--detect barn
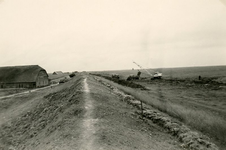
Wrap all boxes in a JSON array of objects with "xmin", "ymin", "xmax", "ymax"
[
  {"xmin": 53, "ymin": 71, "xmax": 63, "ymax": 75},
  {"xmin": 0, "ymin": 65, "xmax": 49, "ymax": 88}
]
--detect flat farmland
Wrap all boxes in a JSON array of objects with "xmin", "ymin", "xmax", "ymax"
[
  {"xmin": 136, "ymin": 79, "xmax": 226, "ymax": 118},
  {"xmin": 93, "ymin": 65, "xmax": 226, "ymax": 149},
  {"xmin": 94, "ymin": 65, "xmax": 226, "ymax": 81}
]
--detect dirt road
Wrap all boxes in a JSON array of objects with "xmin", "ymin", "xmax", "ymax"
[
  {"xmin": 0, "ymin": 83, "xmax": 59, "ymax": 100},
  {"xmin": 0, "ymin": 74, "xmax": 183, "ymax": 150},
  {"xmin": 79, "ymin": 77, "xmax": 100, "ymax": 150}
]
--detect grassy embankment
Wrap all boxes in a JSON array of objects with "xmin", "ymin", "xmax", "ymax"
[
  {"xmin": 0, "ymin": 75, "xmax": 84, "ymax": 149},
  {"xmin": 97, "ymin": 75, "xmax": 226, "ymax": 148}
]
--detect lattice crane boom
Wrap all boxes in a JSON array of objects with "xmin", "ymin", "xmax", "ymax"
[{"xmin": 133, "ymin": 61, "xmax": 153, "ymax": 76}]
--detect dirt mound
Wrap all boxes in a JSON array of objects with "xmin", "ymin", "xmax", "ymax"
[{"xmin": 0, "ymin": 77, "xmax": 84, "ymax": 149}]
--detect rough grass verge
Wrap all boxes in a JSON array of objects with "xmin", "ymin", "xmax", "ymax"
[{"xmin": 93, "ymin": 75, "xmax": 226, "ymax": 149}]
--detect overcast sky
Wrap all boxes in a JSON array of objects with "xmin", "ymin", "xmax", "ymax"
[{"xmin": 0, "ymin": 0, "xmax": 226, "ymax": 72}]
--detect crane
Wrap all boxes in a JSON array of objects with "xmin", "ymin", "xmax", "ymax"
[
  {"xmin": 133, "ymin": 61, "xmax": 153, "ymax": 76},
  {"xmin": 133, "ymin": 61, "xmax": 162, "ymax": 79}
]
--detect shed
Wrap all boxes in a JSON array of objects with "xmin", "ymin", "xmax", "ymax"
[{"xmin": 0, "ymin": 65, "xmax": 49, "ymax": 88}]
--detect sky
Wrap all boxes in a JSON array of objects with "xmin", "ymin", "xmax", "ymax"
[{"xmin": 0, "ymin": 0, "xmax": 226, "ymax": 72}]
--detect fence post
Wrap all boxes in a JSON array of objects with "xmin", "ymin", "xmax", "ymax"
[{"xmin": 141, "ymin": 100, "xmax": 143, "ymax": 120}]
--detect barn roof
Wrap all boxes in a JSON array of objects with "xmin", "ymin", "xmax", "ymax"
[
  {"xmin": 53, "ymin": 71, "xmax": 63, "ymax": 75},
  {"xmin": 0, "ymin": 65, "xmax": 47, "ymax": 83}
]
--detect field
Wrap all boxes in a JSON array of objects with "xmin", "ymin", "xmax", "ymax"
[
  {"xmin": 93, "ymin": 65, "xmax": 226, "ymax": 80},
  {"xmin": 92, "ymin": 65, "xmax": 226, "ymax": 149}
]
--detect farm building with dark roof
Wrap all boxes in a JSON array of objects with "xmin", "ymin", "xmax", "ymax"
[
  {"xmin": 53, "ymin": 71, "xmax": 63, "ymax": 75},
  {"xmin": 0, "ymin": 65, "xmax": 49, "ymax": 88}
]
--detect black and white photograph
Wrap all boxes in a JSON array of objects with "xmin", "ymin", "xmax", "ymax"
[{"xmin": 0, "ymin": 0, "xmax": 226, "ymax": 149}]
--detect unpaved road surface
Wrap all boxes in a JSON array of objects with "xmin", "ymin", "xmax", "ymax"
[
  {"xmin": 79, "ymin": 77, "xmax": 100, "ymax": 150},
  {"xmin": 0, "ymin": 83, "xmax": 59, "ymax": 100},
  {"xmin": 0, "ymin": 74, "xmax": 183, "ymax": 150}
]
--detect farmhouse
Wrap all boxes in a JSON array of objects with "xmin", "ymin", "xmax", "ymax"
[
  {"xmin": 48, "ymin": 72, "xmax": 70, "ymax": 84},
  {"xmin": 53, "ymin": 71, "xmax": 63, "ymax": 75},
  {"xmin": 0, "ymin": 65, "xmax": 49, "ymax": 88}
]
